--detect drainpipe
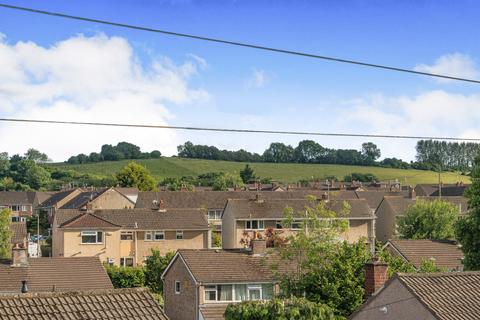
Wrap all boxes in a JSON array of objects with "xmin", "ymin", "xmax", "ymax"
[{"xmin": 134, "ymin": 230, "xmax": 138, "ymax": 266}]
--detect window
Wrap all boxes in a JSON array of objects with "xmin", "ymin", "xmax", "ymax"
[
  {"xmin": 81, "ymin": 231, "xmax": 103, "ymax": 244},
  {"xmin": 145, "ymin": 231, "xmax": 165, "ymax": 241},
  {"xmin": 245, "ymin": 220, "xmax": 265, "ymax": 230},
  {"xmin": 120, "ymin": 257, "xmax": 134, "ymax": 267},
  {"xmin": 11, "ymin": 205, "xmax": 19, "ymax": 212},
  {"xmin": 290, "ymin": 220, "xmax": 302, "ymax": 230},
  {"xmin": 175, "ymin": 281, "xmax": 181, "ymax": 294},
  {"xmin": 208, "ymin": 209, "xmax": 223, "ymax": 220},
  {"xmin": 120, "ymin": 231, "xmax": 133, "ymax": 240},
  {"xmin": 248, "ymin": 285, "xmax": 262, "ymax": 301},
  {"xmin": 275, "ymin": 220, "xmax": 283, "ymax": 229},
  {"xmin": 204, "ymin": 285, "xmax": 217, "ymax": 301},
  {"xmin": 176, "ymin": 230, "xmax": 184, "ymax": 240}
]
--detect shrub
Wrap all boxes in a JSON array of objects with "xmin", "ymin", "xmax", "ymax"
[{"xmin": 105, "ymin": 265, "xmax": 145, "ymax": 288}]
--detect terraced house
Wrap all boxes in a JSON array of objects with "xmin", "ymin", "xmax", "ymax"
[
  {"xmin": 52, "ymin": 207, "xmax": 209, "ymax": 266},
  {"xmin": 0, "ymin": 191, "xmax": 37, "ymax": 222},
  {"xmin": 221, "ymin": 196, "xmax": 376, "ymax": 252}
]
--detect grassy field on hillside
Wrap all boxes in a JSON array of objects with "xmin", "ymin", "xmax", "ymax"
[{"xmin": 49, "ymin": 157, "xmax": 470, "ymax": 185}]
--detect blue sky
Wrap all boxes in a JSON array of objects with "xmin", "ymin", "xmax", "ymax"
[{"xmin": 0, "ymin": 0, "xmax": 479, "ymax": 161}]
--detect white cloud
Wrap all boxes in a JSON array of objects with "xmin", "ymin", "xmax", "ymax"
[
  {"xmin": 0, "ymin": 34, "xmax": 208, "ymax": 161},
  {"xmin": 245, "ymin": 68, "xmax": 269, "ymax": 88},
  {"xmin": 414, "ymin": 53, "xmax": 478, "ymax": 83},
  {"xmin": 339, "ymin": 90, "xmax": 480, "ymax": 160}
]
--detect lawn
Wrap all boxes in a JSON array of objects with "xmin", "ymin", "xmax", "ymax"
[{"xmin": 49, "ymin": 157, "xmax": 470, "ymax": 185}]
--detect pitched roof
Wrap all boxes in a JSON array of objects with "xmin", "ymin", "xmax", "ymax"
[
  {"xmin": 176, "ymin": 249, "xmax": 295, "ymax": 284},
  {"xmin": 0, "ymin": 257, "xmax": 113, "ymax": 293},
  {"xmin": 58, "ymin": 208, "xmax": 209, "ymax": 230},
  {"xmin": 9, "ymin": 222, "xmax": 27, "ymax": 244},
  {"xmin": 135, "ymin": 190, "xmax": 359, "ymax": 209},
  {"xmin": 34, "ymin": 191, "xmax": 56, "ymax": 206},
  {"xmin": 40, "ymin": 189, "xmax": 78, "ymax": 208},
  {"xmin": 0, "ymin": 192, "xmax": 35, "ymax": 205},
  {"xmin": 200, "ymin": 304, "xmax": 229, "ymax": 320},
  {"xmin": 59, "ymin": 189, "xmax": 108, "ymax": 209},
  {"xmin": 355, "ymin": 190, "xmax": 408, "ymax": 210},
  {"xmin": 386, "ymin": 239, "xmax": 464, "ymax": 270},
  {"xmin": 0, "ymin": 288, "xmax": 168, "ymax": 320},
  {"xmin": 415, "ymin": 184, "xmax": 469, "ymax": 197},
  {"xmin": 225, "ymin": 198, "xmax": 373, "ymax": 220},
  {"xmin": 397, "ymin": 272, "xmax": 480, "ymax": 320},
  {"xmin": 380, "ymin": 196, "xmax": 468, "ymax": 217}
]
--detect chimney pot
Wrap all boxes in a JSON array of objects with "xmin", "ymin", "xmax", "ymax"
[
  {"xmin": 21, "ymin": 280, "xmax": 28, "ymax": 293},
  {"xmin": 158, "ymin": 200, "xmax": 166, "ymax": 212},
  {"xmin": 251, "ymin": 239, "xmax": 267, "ymax": 256},
  {"xmin": 364, "ymin": 257, "xmax": 388, "ymax": 298}
]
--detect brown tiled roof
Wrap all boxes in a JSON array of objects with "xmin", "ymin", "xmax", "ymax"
[
  {"xmin": 381, "ymin": 196, "xmax": 468, "ymax": 218},
  {"xmin": 135, "ymin": 190, "xmax": 359, "ymax": 209},
  {"xmin": 200, "ymin": 304, "xmax": 229, "ymax": 320},
  {"xmin": 9, "ymin": 222, "xmax": 27, "ymax": 244},
  {"xmin": 355, "ymin": 190, "xmax": 408, "ymax": 210},
  {"xmin": 0, "ymin": 288, "xmax": 168, "ymax": 320},
  {"xmin": 177, "ymin": 249, "xmax": 295, "ymax": 284},
  {"xmin": 0, "ymin": 257, "xmax": 113, "ymax": 293},
  {"xmin": 0, "ymin": 191, "xmax": 35, "ymax": 205},
  {"xmin": 59, "ymin": 189, "xmax": 108, "ymax": 209},
  {"xmin": 387, "ymin": 240, "xmax": 464, "ymax": 271},
  {"xmin": 58, "ymin": 208, "xmax": 209, "ymax": 230},
  {"xmin": 40, "ymin": 189, "xmax": 78, "ymax": 207},
  {"xmin": 225, "ymin": 198, "xmax": 373, "ymax": 220},
  {"xmin": 34, "ymin": 191, "xmax": 56, "ymax": 205},
  {"xmin": 398, "ymin": 272, "xmax": 480, "ymax": 320},
  {"xmin": 415, "ymin": 184, "xmax": 470, "ymax": 197}
]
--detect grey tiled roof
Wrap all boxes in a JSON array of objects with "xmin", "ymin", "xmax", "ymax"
[
  {"xmin": 386, "ymin": 239, "xmax": 464, "ymax": 270},
  {"xmin": 40, "ymin": 189, "xmax": 78, "ymax": 208},
  {"xmin": 398, "ymin": 272, "xmax": 480, "ymax": 320},
  {"xmin": 0, "ymin": 257, "xmax": 113, "ymax": 293},
  {"xmin": 57, "ymin": 208, "xmax": 209, "ymax": 230},
  {"xmin": 59, "ymin": 189, "xmax": 108, "ymax": 209},
  {"xmin": 0, "ymin": 288, "xmax": 168, "ymax": 320},
  {"xmin": 415, "ymin": 184, "xmax": 469, "ymax": 197}
]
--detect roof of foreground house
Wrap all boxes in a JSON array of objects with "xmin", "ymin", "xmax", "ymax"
[
  {"xmin": 56, "ymin": 208, "xmax": 209, "ymax": 230},
  {"xmin": 170, "ymin": 248, "xmax": 296, "ymax": 284},
  {"xmin": 225, "ymin": 198, "xmax": 373, "ymax": 219},
  {"xmin": 386, "ymin": 239, "xmax": 464, "ymax": 270},
  {"xmin": 0, "ymin": 288, "xmax": 168, "ymax": 320},
  {"xmin": 397, "ymin": 272, "xmax": 480, "ymax": 320},
  {"xmin": 0, "ymin": 257, "xmax": 113, "ymax": 293}
]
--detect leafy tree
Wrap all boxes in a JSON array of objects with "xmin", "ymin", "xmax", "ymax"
[
  {"xmin": 224, "ymin": 297, "xmax": 338, "ymax": 320},
  {"xmin": 294, "ymin": 140, "xmax": 325, "ymax": 163},
  {"xmin": 275, "ymin": 198, "xmax": 369, "ymax": 317},
  {"xmin": 456, "ymin": 153, "xmax": 480, "ymax": 270},
  {"xmin": 343, "ymin": 172, "xmax": 378, "ymax": 183},
  {"xmin": 0, "ymin": 152, "xmax": 9, "ymax": 178},
  {"xmin": 14, "ymin": 160, "xmax": 51, "ymax": 190},
  {"xmin": 116, "ymin": 162, "xmax": 156, "ymax": 191},
  {"xmin": 26, "ymin": 209, "xmax": 50, "ymax": 236},
  {"xmin": 240, "ymin": 164, "xmax": 256, "ymax": 183},
  {"xmin": 361, "ymin": 142, "xmax": 381, "ymax": 164},
  {"xmin": 101, "ymin": 144, "xmax": 124, "ymax": 161},
  {"xmin": 144, "ymin": 249, "xmax": 175, "ymax": 294},
  {"xmin": 116, "ymin": 142, "xmax": 141, "ymax": 159},
  {"xmin": 0, "ymin": 208, "xmax": 12, "ymax": 259},
  {"xmin": 104, "ymin": 265, "xmax": 145, "ymax": 288},
  {"xmin": 197, "ymin": 172, "xmax": 224, "ymax": 186},
  {"xmin": 398, "ymin": 199, "xmax": 458, "ymax": 240},
  {"xmin": 263, "ymin": 143, "xmax": 295, "ymax": 163},
  {"xmin": 88, "ymin": 152, "xmax": 102, "ymax": 162},
  {"xmin": 150, "ymin": 150, "xmax": 162, "ymax": 158},
  {"xmin": 24, "ymin": 148, "xmax": 50, "ymax": 164},
  {"xmin": 212, "ymin": 173, "xmax": 244, "ymax": 191}
]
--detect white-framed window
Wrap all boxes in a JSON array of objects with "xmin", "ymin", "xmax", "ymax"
[
  {"xmin": 145, "ymin": 231, "xmax": 165, "ymax": 241},
  {"xmin": 176, "ymin": 230, "xmax": 184, "ymax": 240},
  {"xmin": 275, "ymin": 220, "xmax": 283, "ymax": 229},
  {"xmin": 203, "ymin": 283, "xmax": 273, "ymax": 303},
  {"xmin": 175, "ymin": 281, "xmax": 181, "ymax": 294},
  {"xmin": 245, "ymin": 220, "xmax": 265, "ymax": 230},
  {"xmin": 81, "ymin": 231, "xmax": 103, "ymax": 244},
  {"xmin": 120, "ymin": 257, "xmax": 134, "ymax": 267},
  {"xmin": 208, "ymin": 209, "xmax": 223, "ymax": 220},
  {"xmin": 120, "ymin": 231, "xmax": 133, "ymax": 240}
]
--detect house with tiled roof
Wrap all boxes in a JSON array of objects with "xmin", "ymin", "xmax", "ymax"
[
  {"xmin": 0, "ymin": 246, "xmax": 113, "ymax": 293},
  {"xmin": 415, "ymin": 183, "xmax": 469, "ymax": 197},
  {"xmin": 9, "ymin": 221, "xmax": 27, "ymax": 248},
  {"xmin": 0, "ymin": 191, "xmax": 37, "ymax": 222},
  {"xmin": 350, "ymin": 271, "xmax": 480, "ymax": 320},
  {"xmin": 162, "ymin": 239, "xmax": 293, "ymax": 320},
  {"xmin": 374, "ymin": 187, "xmax": 468, "ymax": 243},
  {"xmin": 384, "ymin": 239, "xmax": 464, "ymax": 271},
  {"xmin": 52, "ymin": 207, "xmax": 210, "ymax": 266},
  {"xmin": 0, "ymin": 288, "xmax": 168, "ymax": 320},
  {"xmin": 221, "ymin": 196, "xmax": 376, "ymax": 252}
]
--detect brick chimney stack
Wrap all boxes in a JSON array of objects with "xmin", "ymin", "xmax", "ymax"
[
  {"xmin": 251, "ymin": 239, "xmax": 267, "ymax": 256},
  {"xmin": 364, "ymin": 256, "xmax": 388, "ymax": 298},
  {"xmin": 408, "ymin": 186, "xmax": 416, "ymax": 200},
  {"xmin": 11, "ymin": 244, "xmax": 28, "ymax": 267}
]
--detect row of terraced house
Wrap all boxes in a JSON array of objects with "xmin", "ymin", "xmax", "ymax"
[{"xmin": 0, "ymin": 182, "xmax": 471, "ymax": 319}]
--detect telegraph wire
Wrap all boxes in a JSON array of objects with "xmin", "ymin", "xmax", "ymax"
[
  {"xmin": 1, "ymin": 118, "xmax": 479, "ymax": 142},
  {"xmin": 0, "ymin": 3, "xmax": 480, "ymax": 84}
]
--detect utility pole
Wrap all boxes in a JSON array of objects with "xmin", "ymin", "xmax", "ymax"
[
  {"xmin": 438, "ymin": 165, "xmax": 442, "ymax": 199},
  {"xmin": 37, "ymin": 210, "xmax": 40, "ymax": 257}
]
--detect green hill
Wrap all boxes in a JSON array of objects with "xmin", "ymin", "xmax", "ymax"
[{"xmin": 49, "ymin": 157, "xmax": 470, "ymax": 185}]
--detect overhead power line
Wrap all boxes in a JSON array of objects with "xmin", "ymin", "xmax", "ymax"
[
  {"xmin": 0, "ymin": 118, "xmax": 479, "ymax": 142},
  {"xmin": 0, "ymin": 3, "xmax": 479, "ymax": 84}
]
